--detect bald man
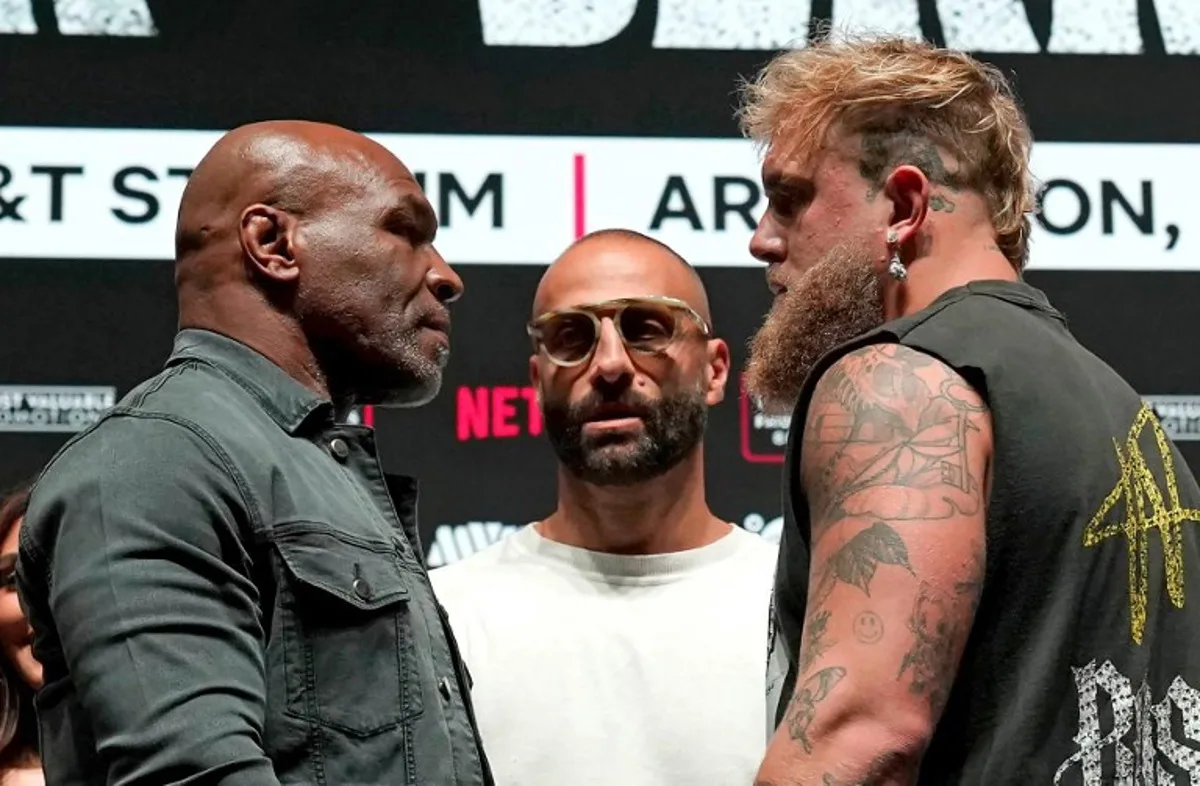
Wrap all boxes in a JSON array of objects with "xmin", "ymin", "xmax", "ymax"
[
  {"xmin": 17, "ymin": 121, "xmax": 493, "ymax": 786},
  {"xmin": 430, "ymin": 229, "xmax": 784, "ymax": 786}
]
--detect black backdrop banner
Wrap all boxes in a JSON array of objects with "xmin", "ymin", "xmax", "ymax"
[
  {"xmin": 2, "ymin": 1, "xmax": 1200, "ymax": 563},
  {"xmin": 1, "ymin": 1, "xmax": 1199, "ymax": 141}
]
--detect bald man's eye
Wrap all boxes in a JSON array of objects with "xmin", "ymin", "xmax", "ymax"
[
  {"xmin": 620, "ymin": 306, "xmax": 675, "ymax": 344},
  {"xmin": 383, "ymin": 213, "xmax": 431, "ymax": 247},
  {"xmin": 386, "ymin": 220, "xmax": 421, "ymax": 244}
]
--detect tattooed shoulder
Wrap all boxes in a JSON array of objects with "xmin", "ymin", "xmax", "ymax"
[{"xmin": 800, "ymin": 343, "xmax": 991, "ymax": 539}]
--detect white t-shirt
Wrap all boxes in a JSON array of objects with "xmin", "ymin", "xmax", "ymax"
[{"xmin": 430, "ymin": 523, "xmax": 784, "ymax": 786}]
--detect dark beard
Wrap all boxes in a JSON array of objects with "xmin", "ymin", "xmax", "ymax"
[
  {"xmin": 744, "ymin": 244, "xmax": 885, "ymax": 415},
  {"xmin": 542, "ymin": 386, "xmax": 708, "ymax": 486}
]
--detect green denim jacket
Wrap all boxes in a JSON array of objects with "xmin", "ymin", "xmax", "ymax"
[{"xmin": 18, "ymin": 329, "xmax": 492, "ymax": 786}]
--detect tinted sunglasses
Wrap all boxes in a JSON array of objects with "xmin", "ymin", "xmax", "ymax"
[{"xmin": 527, "ymin": 296, "xmax": 711, "ymax": 368}]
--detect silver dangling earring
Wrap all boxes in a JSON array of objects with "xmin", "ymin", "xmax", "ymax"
[{"xmin": 885, "ymin": 230, "xmax": 907, "ymax": 281}]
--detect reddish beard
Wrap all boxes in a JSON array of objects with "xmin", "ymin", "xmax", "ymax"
[{"xmin": 745, "ymin": 243, "xmax": 886, "ymax": 415}]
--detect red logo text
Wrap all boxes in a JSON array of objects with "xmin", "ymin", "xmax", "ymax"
[{"xmin": 456, "ymin": 386, "xmax": 543, "ymax": 440}]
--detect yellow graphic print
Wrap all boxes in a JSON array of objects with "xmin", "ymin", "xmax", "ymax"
[{"xmin": 1084, "ymin": 403, "xmax": 1200, "ymax": 645}]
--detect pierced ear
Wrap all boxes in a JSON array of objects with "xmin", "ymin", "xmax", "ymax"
[
  {"xmin": 240, "ymin": 204, "xmax": 299, "ymax": 283},
  {"xmin": 882, "ymin": 165, "xmax": 931, "ymax": 252}
]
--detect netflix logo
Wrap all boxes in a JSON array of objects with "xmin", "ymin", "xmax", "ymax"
[{"xmin": 456, "ymin": 385, "xmax": 543, "ymax": 441}]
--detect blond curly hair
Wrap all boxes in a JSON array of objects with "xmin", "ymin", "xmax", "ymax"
[{"xmin": 737, "ymin": 33, "xmax": 1034, "ymax": 270}]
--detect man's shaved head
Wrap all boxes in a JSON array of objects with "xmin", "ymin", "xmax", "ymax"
[
  {"xmin": 533, "ymin": 228, "xmax": 712, "ymax": 327},
  {"xmin": 176, "ymin": 120, "xmax": 403, "ymax": 264},
  {"xmin": 529, "ymin": 228, "xmax": 729, "ymax": 487},
  {"xmin": 174, "ymin": 120, "xmax": 463, "ymax": 409}
]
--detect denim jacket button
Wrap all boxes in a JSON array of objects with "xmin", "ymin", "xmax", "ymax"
[
  {"xmin": 328, "ymin": 438, "xmax": 350, "ymax": 461},
  {"xmin": 352, "ymin": 577, "xmax": 373, "ymax": 600}
]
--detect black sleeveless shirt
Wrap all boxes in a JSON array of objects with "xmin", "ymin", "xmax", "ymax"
[{"xmin": 775, "ymin": 280, "xmax": 1200, "ymax": 783}]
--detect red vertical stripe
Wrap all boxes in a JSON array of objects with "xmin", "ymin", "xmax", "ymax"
[
  {"xmin": 363, "ymin": 405, "xmax": 375, "ymax": 428},
  {"xmin": 573, "ymin": 153, "xmax": 586, "ymax": 239}
]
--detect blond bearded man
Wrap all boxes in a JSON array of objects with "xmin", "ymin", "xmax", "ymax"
[{"xmin": 739, "ymin": 34, "xmax": 1200, "ymax": 785}]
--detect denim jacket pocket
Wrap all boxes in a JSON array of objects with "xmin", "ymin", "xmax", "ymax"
[{"xmin": 273, "ymin": 522, "xmax": 425, "ymax": 738}]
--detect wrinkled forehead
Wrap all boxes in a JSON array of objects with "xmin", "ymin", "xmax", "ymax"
[{"xmin": 534, "ymin": 244, "xmax": 706, "ymax": 318}]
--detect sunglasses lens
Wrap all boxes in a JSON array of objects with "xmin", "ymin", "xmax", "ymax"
[
  {"xmin": 541, "ymin": 313, "xmax": 597, "ymax": 364},
  {"xmin": 619, "ymin": 303, "xmax": 678, "ymax": 352}
]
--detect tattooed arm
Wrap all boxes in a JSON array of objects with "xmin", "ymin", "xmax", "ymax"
[{"xmin": 755, "ymin": 344, "xmax": 991, "ymax": 785}]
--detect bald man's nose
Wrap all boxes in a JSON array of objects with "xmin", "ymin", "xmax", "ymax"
[
  {"xmin": 590, "ymin": 319, "xmax": 634, "ymax": 382},
  {"xmin": 426, "ymin": 251, "xmax": 463, "ymax": 304}
]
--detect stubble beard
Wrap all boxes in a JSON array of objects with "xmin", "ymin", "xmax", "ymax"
[
  {"xmin": 345, "ymin": 324, "xmax": 448, "ymax": 409},
  {"xmin": 385, "ymin": 326, "xmax": 448, "ymax": 407}
]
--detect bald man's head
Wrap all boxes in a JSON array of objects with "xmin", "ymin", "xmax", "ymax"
[
  {"xmin": 175, "ymin": 120, "xmax": 399, "ymax": 261},
  {"xmin": 174, "ymin": 120, "xmax": 464, "ymax": 409},
  {"xmin": 532, "ymin": 228, "xmax": 712, "ymax": 327},
  {"xmin": 528, "ymin": 228, "xmax": 730, "ymax": 487}
]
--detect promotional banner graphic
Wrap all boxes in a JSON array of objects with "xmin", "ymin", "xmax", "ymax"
[{"xmin": 0, "ymin": 128, "xmax": 1192, "ymax": 271}]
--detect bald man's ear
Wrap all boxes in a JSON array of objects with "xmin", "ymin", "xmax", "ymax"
[
  {"xmin": 240, "ymin": 204, "xmax": 299, "ymax": 283},
  {"xmin": 528, "ymin": 354, "xmax": 542, "ymax": 405},
  {"xmin": 704, "ymin": 338, "xmax": 730, "ymax": 407}
]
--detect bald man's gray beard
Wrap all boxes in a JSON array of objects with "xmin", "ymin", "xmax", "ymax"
[
  {"xmin": 744, "ymin": 244, "xmax": 886, "ymax": 415},
  {"xmin": 335, "ymin": 327, "xmax": 449, "ymax": 408},
  {"xmin": 543, "ymin": 386, "xmax": 708, "ymax": 486},
  {"xmin": 398, "ymin": 332, "xmax": 450, "ymax": 404},
  {"xmin": 381, "ymin": 328, "xmax": 449, "ymax": 407}
]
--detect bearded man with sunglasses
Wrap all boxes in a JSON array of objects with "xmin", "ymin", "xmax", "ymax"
[{"xmin": 430, "ymin": 229, "xmax": 783, "ymax": 786}]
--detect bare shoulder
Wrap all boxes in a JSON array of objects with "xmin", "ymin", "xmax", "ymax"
[{"xmin": 801, "ymin": 342, "xmax": 992, "ymax": 534}]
